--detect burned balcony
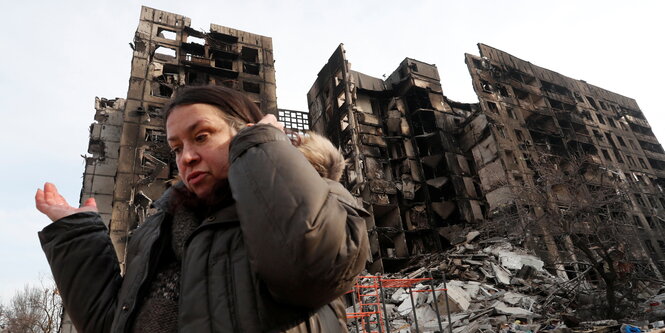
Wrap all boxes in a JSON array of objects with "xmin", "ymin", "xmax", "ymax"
[
  {"xmin": 639, "ymin": 140, "xmax": 665, "ymax": 155},
  {"xmin": 540, "ymin": 80, "xmax": 573, "ymax": 99},
  {"xmin": 547, "ymin": 97, "xmax": 576, "ymax": 112},
  {"xmin": 567, "ymin": 140, "xmax": 599, "ymax": 160},
  {"xmin": 529, "ymin": 130, "xmax": 566, "ymax": 156}
]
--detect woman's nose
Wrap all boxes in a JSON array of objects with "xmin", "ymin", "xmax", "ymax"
[{"xmin": 181, "ymin": 146, "xmax": 199, "ymax": 165}]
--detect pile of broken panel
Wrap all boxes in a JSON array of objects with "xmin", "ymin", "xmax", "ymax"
[{"xmin": 347, "ymin": 230, "xmax": 653, "ymax": 333}]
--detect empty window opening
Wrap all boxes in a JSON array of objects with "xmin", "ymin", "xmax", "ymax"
[
  {"xmin": 648, "ymin": 158, "xmax": 665, "ymax": 171},
  {"xmin": 605, "ymin": 133, "xmax": 616, "ymax": 148},
  {"xmin": 513, "ymin": 88, "xmax": 529, "ymax": 101},
  {"xmin": 481, "ymin": 80, "xmax": 493, "ymax": 93},
  {"xmin": 633, "ymin": 216, "xmax": 643, "ymax": 228},
  {"xmin": 617, "ymin": 136, "xmax": 626, "ymax": 146},
  {"xmin": 145, "ymin": 129, "xmax": 166, "ymax": 143},
  {"xmin": 157, "ymin": 28, "xmax": 176, "ymax": 40},
  {"xmin": 243, "ymin": 63, "xmax": 260, "ymax": 75},
  {"xmin": 487, "ymin": 101, "xmax": 499, "ymax": 113},
  {"xmin": 242, "ymin": 81, "xmax": 260, "ymax": 94},
  {"xmin": 497, "ymin": 84, "xmax": 510, "ymax": 97},
  {"xmin": 601, "ymin": 149, "xmax": 611, "ymax": 160},
  {"xmin": 614, "ymin": 150, "xmax": 624, "ymax": 163},
  {"xmin": 608, "ymin": 118, "xmax": 616, "ymax": 128},
  {"xmin": 186, "ymin": 35, "xmax": 206, "ymax": 45},
  {"xmin": 515, "ymin": 129, "xmax": 525, "ymax": 142},
  {"xmin": 586, "ymin": 96, "xmax": 598, "ymax": 109},
  {"xmin": 639, "ymin": 158, "xmax": 648, "ymax": 169},
  {"xmin": 596, "ymin": 113, "xmax": 606, "ymax": 125},
  {"xmin": 599, "ymin": 101, "xmax": 608, "ymax": 110},
  {"xmin": 154, "ymin": 46, "xmax": 176, "ymax": 61},
  {"xmin": 507, "ymin": 108, "xmax": 517, "ymax": 119},
  {"xmin": 147, "ymin": 105, "xmax": 163, "ymax": 118},
  {"xmin": 214, "ymin": 58, "xmax": 233, "ymax": 70},
  {"xmin": 151, "ymin": 82, "xmax": 173, "ymax": 98},
  {"xmin": 241, "ymin": 47, "xmax": 259, "ymax": 63},
  {"xmin": 627, "ymin": 156, "xmax": 636, "ymax": 167},
  {"xmin": 496, "ymin": 125, "xmax": 506, "ymax": 138}
]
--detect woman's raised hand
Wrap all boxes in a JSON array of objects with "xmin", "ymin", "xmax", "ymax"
[
  {"xmin": 247, "ymin": 114, "xmax": 285, "ymax": 133},
  {"xmin": 35, "ymin": 182, "xmax": 98, "ymax": 222}
]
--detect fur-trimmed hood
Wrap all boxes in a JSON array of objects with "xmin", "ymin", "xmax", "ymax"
[{"xmin": 294, "ymin": 132, "xmax": 345, "ymax": 182}]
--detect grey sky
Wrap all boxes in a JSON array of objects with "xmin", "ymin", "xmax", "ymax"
[{"xmin": 1, "ymin": 0, "xmax": 663, "ymax": 301}]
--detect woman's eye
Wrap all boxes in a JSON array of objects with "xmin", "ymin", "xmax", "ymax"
[{"xmin": 195, "ymin": 133, "xmax": 208, "ymax": 142}]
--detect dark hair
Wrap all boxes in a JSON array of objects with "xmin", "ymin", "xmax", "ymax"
[{"xmin": 164, "ymin": 85, "xmax": 264, "ymax": 130}]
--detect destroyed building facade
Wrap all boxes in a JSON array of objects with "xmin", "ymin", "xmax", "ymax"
[
  {"xmin": 308, "ymin": 45, "xmax": 483, "ymax": 272},
  {"xmin": 307, "ymin": 44, "xmax": 665, "ymax": 277},
  {"xmin": 79, "ymin": 7, "xmax": 665, "ymax": 309}
]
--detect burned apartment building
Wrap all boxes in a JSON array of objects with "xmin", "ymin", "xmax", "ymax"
[
  {"xmin": 307, "ymin": 44, "xmax": 484, "ymax": 273},
  {"xmin": 81, "ymin": 6, "xmax": 276, "ymax": 269},
  {"xmin": 462, "ymin": 44, "xmax": 665, "ymax": 277},
  {"xmin": 307, "ymin": 44, "xmax": 665, "ymax": 276}
]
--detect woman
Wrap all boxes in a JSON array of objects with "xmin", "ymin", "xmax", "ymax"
[{"xmin": 35, "ymin": 85, "xmax": 369, "ymax": 332}]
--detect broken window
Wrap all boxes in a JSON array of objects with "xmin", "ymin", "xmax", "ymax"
[
  {"xmin": 186, "ymin": 35, "xmax": 206, "ymax": 45},
  {"xmin": 514, "ymin": 129, "xmax": 525, "ymax": 142},
  {"xmin": 481, "ymin": 80, "xmax": 493, "ymax": 93},
  {"xmin": 496, "ymin": 125, "xmax": 506, "ymax": 138},
  {"xmin": 513, "ymin": 87, "xmax": 529, "ymax": 101},
  {"xmin": 614, "ymin": 150, "xmax": 624, "ymax": 163},
  {"xmin": 506, "ymin": 108, "xmax": 517, "ymax": 119},
  {"xmin": 214, "ymin": 58, "xmax": 233, "ymax": 70},
  {"xmin": 601, "ymin": 149, "xmax": 611, "ymax": 160},
  {"xmin": 242, "ymin": 81, "xmax": 260, "ymax": 94},
  {"xmin": 145, "ymin": 129, "xmax": 166, "ymax": 143},
  {"xmin": 154, "ymin": 46, "xmax": 177, "ymax": 61},
  {"xmin": 147, "ymin": 105, "xmax": 163, "ymax": 118},
  {"xmin": 157, "ymin": 28, "xmax": 176, "ymax": 40},
  {"xmin": 487, "ymin": 101, "xmax": 499, "ymax": 113},
  {"xmin": 607, "ymin": 118, "xmax": 616, "ymax": 128},
  {"xmin": 497, "ymin": 84, "xmax": 510, "ymax": 97},
  {"xmin": 634, "ymin": 215, "xmax": 643, "ymax": 228},
  {"xmin": 243, "ymin": 63, "xmax": 260, "ymax": 75},
  {"xmin": 586, "ymin": 96, "xmax": 598, "ymax": 109},
  {"xmin": 241, "ymin": 47, "xmax": 259, "ymax": 63},
  {"xmin": 639, "ymin": 158, "xmax": 648, "ymax": 169},
  {"xmin": 616, "ymin": 136, "xmax": 626, "ymax": 146},
  {"xmin": 151, "ymin": 82, "xmax": 173, "ymax": 98},
  {"xmin": 599, "ymin": 101, "xmax": 607, "ymax": 110},
  {"xmin": 596, "ymin": 113, "xmax": 606, "ymax": 125},
  {"xmin": 626, "ymin": 156, "xmax": 636, "ymax": 167}
]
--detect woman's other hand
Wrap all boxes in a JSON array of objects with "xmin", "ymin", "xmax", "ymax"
[{"xmin": 35, "ymin": 182, "xmax": 98, "ymax": 222}]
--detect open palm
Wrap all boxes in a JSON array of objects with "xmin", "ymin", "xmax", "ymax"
[{"xmin": 35, "ymin": 183, "xmax": 97, "ymax": 222}]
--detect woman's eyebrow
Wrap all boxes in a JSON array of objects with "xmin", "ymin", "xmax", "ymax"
[{"xmin": 167, "ymin": 120, "xmax": 209, "ymax": 142}]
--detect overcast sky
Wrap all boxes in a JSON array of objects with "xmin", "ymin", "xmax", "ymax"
[{"xmin": 1, "ymin": 0, "xmax": 663, "ymax": 301}]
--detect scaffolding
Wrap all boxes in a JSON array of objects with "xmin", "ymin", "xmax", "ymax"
[{"xmin": 347, "ymin": 275, "xmax": 453, "ymax": 333}]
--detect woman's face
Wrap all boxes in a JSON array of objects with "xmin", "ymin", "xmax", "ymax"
[{"xmin": 166, "ymin": 103, "xmax": 238, "ymax": 198}]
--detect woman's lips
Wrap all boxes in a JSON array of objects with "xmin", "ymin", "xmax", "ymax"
[{"xmin": 187, "ymin": 172, "xmax": 207, "ymax": 185}]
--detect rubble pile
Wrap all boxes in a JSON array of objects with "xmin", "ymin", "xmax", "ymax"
[{"xmin": 348, "ymin": 231, "xmax": 658, "ymax": 333}]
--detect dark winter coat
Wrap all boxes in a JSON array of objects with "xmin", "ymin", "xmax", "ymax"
[{"xmin": 39, "ymin": 125, "xmax": 370, "ymax": 332}]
